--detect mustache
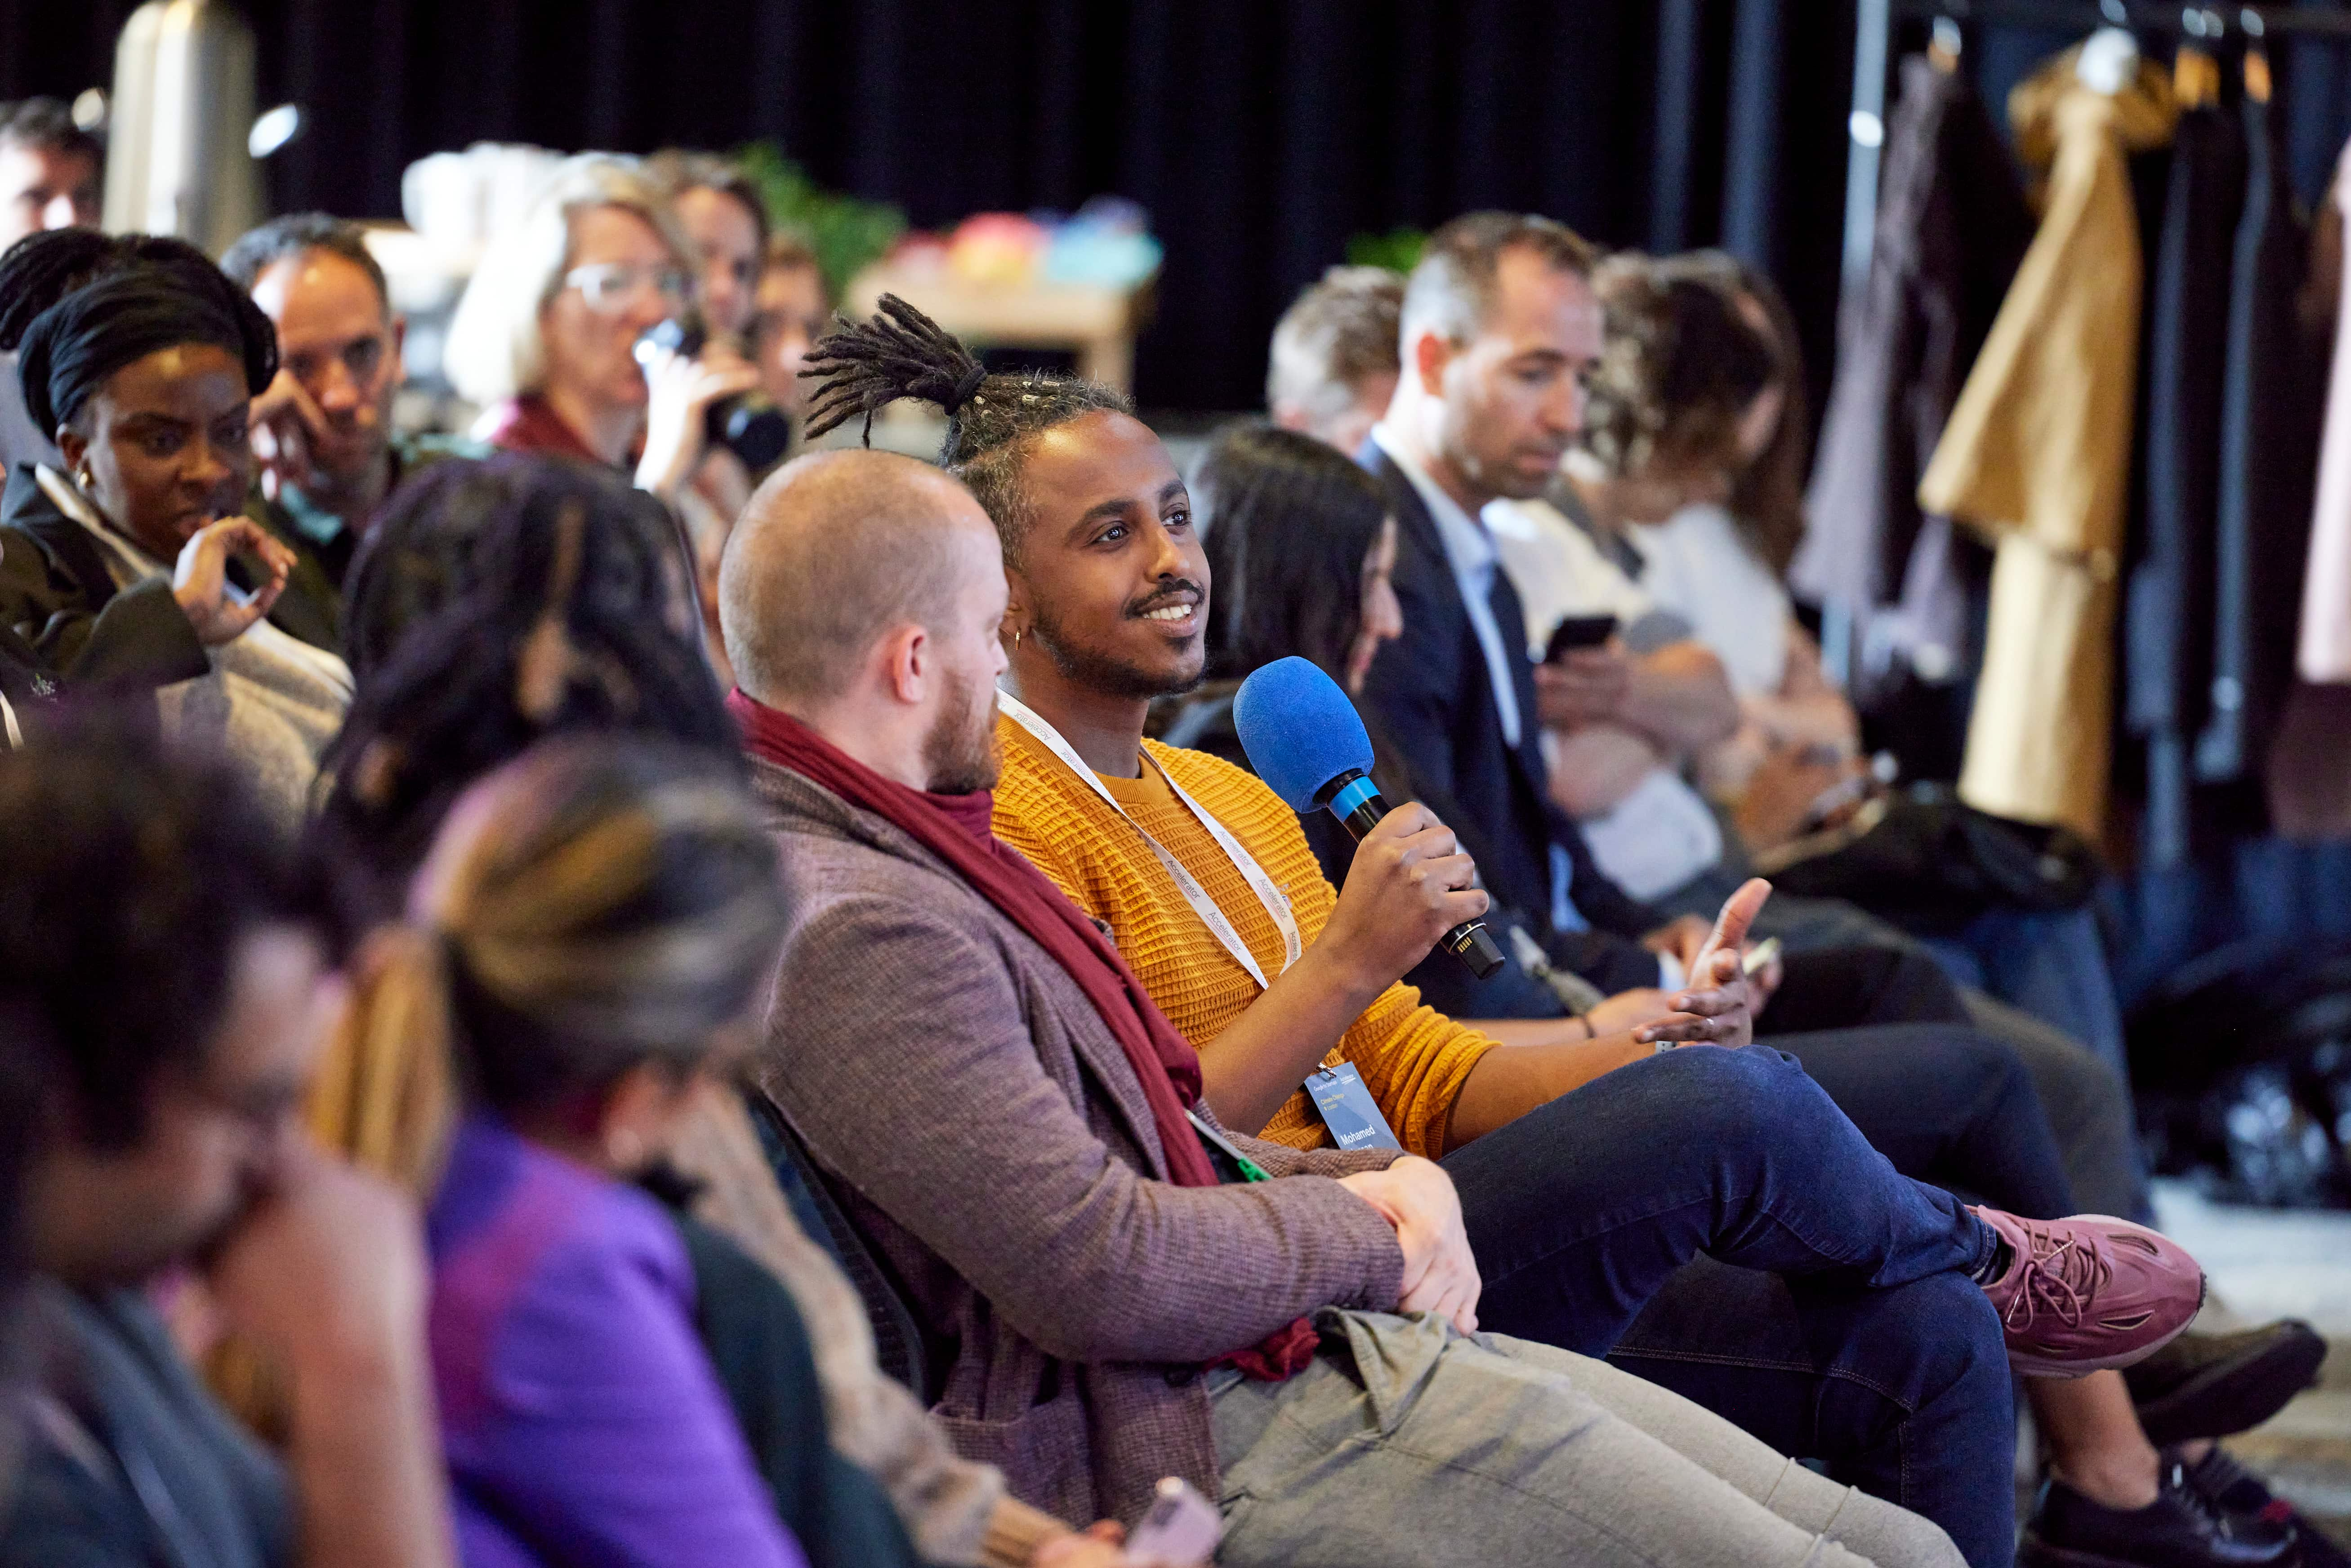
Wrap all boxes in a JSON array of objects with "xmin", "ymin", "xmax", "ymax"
[{"xmin": 1125, "ymin": 579, "xmax": 1205, "ymax": 617}]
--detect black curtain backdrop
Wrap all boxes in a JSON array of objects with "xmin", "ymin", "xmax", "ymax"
[{"xmin": 5, "ymin": 1, "xmax": 2349, "ymax": 414}]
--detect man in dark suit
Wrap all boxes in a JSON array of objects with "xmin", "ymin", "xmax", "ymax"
[{"xmin": 1354, "ymin": 212, "xmax": 1962, "ymax": 1040}]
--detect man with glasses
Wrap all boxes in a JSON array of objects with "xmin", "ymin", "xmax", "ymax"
[{"xmin": 223, "ymin": 214, "xmax": 482, "ymax": 653}]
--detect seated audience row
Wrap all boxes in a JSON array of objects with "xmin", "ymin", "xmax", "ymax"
[
  {"xmin": 764, "ymin": 284, "xmax": 2297, "ymax": 1566},
  {"xmin": 0, "ymin": 165, "xmax": 2323, "ymax": 1568}
]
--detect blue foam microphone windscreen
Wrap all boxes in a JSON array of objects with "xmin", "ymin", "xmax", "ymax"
[
  {"xmin": 1232, "ymin": 657, "xmax": 1375, "ymax": 811},
  {"xmin": 1232, "ymin": 656, "xmax": 1506, "ymax": 981}
]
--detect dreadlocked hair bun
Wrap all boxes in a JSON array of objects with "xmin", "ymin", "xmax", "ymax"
[{"xmin": 800, "ymin": 293, "xmax": 1131, "ymax": 548}]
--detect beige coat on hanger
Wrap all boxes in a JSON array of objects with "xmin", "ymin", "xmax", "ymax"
[{"xmin": 1918, "ymin": 45, "xmax": 2176, "ymax": 838}]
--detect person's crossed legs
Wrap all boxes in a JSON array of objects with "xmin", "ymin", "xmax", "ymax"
[{"xmin": 1439, "ymin": 1041, "xmax": 2151, "ymax": 1568}]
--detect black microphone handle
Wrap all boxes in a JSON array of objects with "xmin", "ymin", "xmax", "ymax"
[{"xmin": 1318, "ymin": 771, "xmax": 1504, "ymax": 980}]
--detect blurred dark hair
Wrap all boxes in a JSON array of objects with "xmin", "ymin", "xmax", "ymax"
[
  {"xmin": 332, "ymin": 736, "xmax": 786, "ymax": 1166},
  {"xmin": 0, "ymin": 229, "xmax": 216, "ymax": 353},
  {"xmin": 319, "ymin": 455, "xmax": 734, "ymax": 912},
  {"xmin": 647, "ymin": 149, "xmax": 771, "ymax": 251},
  {"xmin": 219, "ymin": 212, "xmax": 391, "ymax": 312},
  {"xmin": 0, "ymin": 708, "xmax": 295, "ymax": 1150},
  {"xmin": 1584, "ymin": 249, "xmax": 1811, "ymax": 573},
  {"xmin": 1724, "ymin": 266, "xmax": 1813, "ymax": 577},
  {"xmin": 1196, "ymin": 422, "xmax": 1391, "ymax": 684},
  {"xmin": 0, "ymin": 97, "xmax": 100, "ymax": 165},
  {"xmin": 1583, "ymin": 251, "xmax": 1774, "ymax": 487},
  {"xmin": 0, "ymin": 1005, "xmax": 39, "ymax": 1486}
]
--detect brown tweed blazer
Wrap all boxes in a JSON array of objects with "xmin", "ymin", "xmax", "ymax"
[{"xmin": 747, "ymin": 757, "xmax": 1405, "ymax": 1527}]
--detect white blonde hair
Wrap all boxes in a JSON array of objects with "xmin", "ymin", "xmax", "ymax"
[{"xmin": 444, "ymin": 152, "xmax": 693, "ymax": 404}]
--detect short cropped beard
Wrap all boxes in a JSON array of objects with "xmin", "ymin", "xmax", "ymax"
[
  {"xmin": 923, "ymin": 668, "xmax": 1003, "ymax": 795},
  {"xmin": 1028, "ymin": 600, "xmax": 1206, "ymax": 702}
]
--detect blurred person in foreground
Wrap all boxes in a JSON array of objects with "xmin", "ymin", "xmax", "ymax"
[
  {"xmin": 337, "ymin": 735, "xmax": 810, "ymax": 1568},
  {"xmin": 445, "ymin": 153, "xmax": 760, "ymax": 510},
  {"xmin": 0, "ymin": 982, "xmax": 50, "ymax": 1504},
  {"xmin": 1266, "ymin": 265, "xmax": 1403, "ymax": 458},
  {"xmin": 0, "ymin": 97, "xmax": 104, "ymax": 475},
  {"xmin": 718, "ymin": 440, "xmax": 1993, "ymax": 1566},
  {"xmin": 0, "ymin": 232, "xmax": 347, "ymax": 823},
  {"xmin": 220, "ymin": 213, "xmax": 482, "ymax": 655},
  {"xmin": 315, "ymin": 451, "xmax": 1129, "ymax": 1568},
  {"xmin": 0, "ymin": 712, "xmax": 453, "ymax": 1568},
  {"xmin": 316, "ymin": 454, "xmax": 721, "ymax": 913}
]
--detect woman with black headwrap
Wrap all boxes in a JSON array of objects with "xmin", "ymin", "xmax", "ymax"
[
  {"xmin": 0, "ymin": 233, "xmax": 297, "ymax": 743},
  {"xmin": 0, "ymin": 232, "xmax": 349, "ymax": 825}
]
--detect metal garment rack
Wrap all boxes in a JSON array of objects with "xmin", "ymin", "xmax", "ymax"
[
  {"xmin": 1843, "ymin": 1, "xmax": 2351, "ymax": 297},
  {"xmin": 1821, "ymin": 0, "xmax": 2350, "ymax": 682}
]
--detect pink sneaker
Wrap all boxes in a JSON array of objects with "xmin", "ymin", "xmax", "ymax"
[{"xmin": 1972, "ymin": 1208, "xmax": 2205, "ymax": 1378}]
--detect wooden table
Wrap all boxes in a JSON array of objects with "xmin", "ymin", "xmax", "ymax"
[{"xmin": 844, "ymin": 266, "xmax": 1158, "ymax": 395}]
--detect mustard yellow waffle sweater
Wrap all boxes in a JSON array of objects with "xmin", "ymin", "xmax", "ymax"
[{"xmin": 991, "ymin": 715, "xmax": 1495, "ymax": 1159}]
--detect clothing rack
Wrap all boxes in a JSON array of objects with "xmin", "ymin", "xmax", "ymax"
[
  {"xmin": 1889, "ymin": 1, "xmax": 2351, "ymax": 37},
  {"xmin": 1845, "ymin": 0, "xmax": 2351, "ymax": 295},
  {"xmin": 1820, "ymin": 0, "xmax": 2351, "ymax": 684}
]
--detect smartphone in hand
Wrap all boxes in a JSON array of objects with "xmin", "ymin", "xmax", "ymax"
[
  {"xmin": 1545, "ymin": 613, "xmax": 1619, "ymax": 664},
  {"xmin": 1127, "ymin": 1478, "xmax": 1222, "ymax": 1567}
]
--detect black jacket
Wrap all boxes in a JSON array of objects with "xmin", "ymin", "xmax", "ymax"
[
  {"xmin": 0, "ymin": 465, "xmax": 209, "ymax": 730},
  {"xmin": 2196, "ymin": 88, "xmax": 2323, "ymax": 800},
  {"xmin": 1352, "ymin": 441, "xmax": 1667, "ymax": 1004},
  {"xmin": 2127, "ymin": 95, "xmax": 2248, "ymax": 865}
]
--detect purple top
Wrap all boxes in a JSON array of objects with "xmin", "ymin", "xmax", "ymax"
[{"xmin": 427, "ymin": 1113, "xmax": 807, "ymax": 1568}]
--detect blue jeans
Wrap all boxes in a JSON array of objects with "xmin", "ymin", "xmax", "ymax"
[
  {"xmin": 1443, "ymin": 1045, "xmax": 2017, "ymax": 1568},
  {"xmin": 1920, "ymin": 905, "xmax": 2128, "ymax": 1081}
]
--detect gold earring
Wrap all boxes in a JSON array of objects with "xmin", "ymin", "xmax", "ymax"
[{"xmin": 1011, "ymin": 627, "xmax": 1025, "ymax": 646}]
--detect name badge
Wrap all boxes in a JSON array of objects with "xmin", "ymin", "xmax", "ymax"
[{"xmin": 1304, "ymin": 1063, "xmax": 1402, "ymax": 1152}]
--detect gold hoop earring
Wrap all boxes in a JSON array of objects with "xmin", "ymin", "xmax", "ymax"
[{"xmin": 1011, "ymin": 627, "xmax": 1025, "ymax": 647}]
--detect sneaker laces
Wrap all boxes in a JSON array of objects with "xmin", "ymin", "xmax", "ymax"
[{"xmin": 1999, "ymin": 1219, "xmax": 2114, "ymax": 1335}]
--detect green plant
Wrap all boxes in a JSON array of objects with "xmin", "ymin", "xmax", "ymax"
[
  {"xmin": 732, "ymin": 142, "xmax": 906, "ymax": 300},
  {"xmin": 1345, "ymin": 226, "xmax": 1427, "ymax": 274}
]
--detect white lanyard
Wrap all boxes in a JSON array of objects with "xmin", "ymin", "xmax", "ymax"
[{"xmin": 999, "ymin": 689, "xmax": 1303, "ymax": 990}]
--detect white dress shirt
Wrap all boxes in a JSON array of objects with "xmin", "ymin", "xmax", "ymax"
[{"xmin": 1371, "ymin": 424, "xmax": 1526, "ymax": 748}]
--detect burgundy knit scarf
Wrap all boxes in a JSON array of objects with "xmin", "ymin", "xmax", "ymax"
[{"xmin": 732, "ymin": 690, "xmax": 1317, "ymax": 1378}]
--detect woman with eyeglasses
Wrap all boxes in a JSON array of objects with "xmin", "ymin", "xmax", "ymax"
[{"xmin": 446, "ymin": 154, "xmax": 761, "ymax": 508}]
